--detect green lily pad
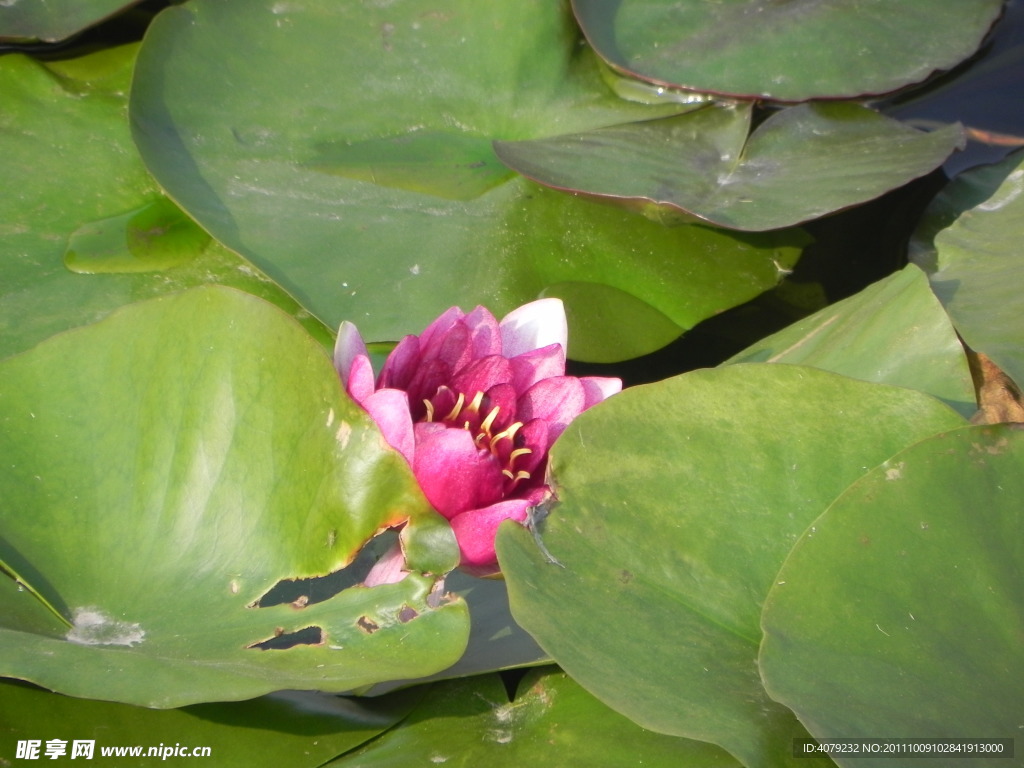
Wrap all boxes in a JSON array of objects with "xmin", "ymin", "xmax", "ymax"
[
  {"xmin": 0, "ymin": 0, "xmax": 134, "ymax": 42},
  {"xmin": 760, "ymin": 424, "xmax": 1024, "ymax": 762},
  {"xmin": 910, "ymin": 148, "xmax": 1024, "ymax": 389},
  {"xmin": 494, "ymin": 102, "xmax": 965, "ymax": 232},
  {"xmin": 0, "ymin": 287, "xmax": 468, "ymax": 708},
  {"xmin": 497, "ymin": 364, "xmax": 966, "ymax": 768},
  {"xmin": 130, "ymin": 0, "xmax": 806, "ymax": 361},
  {"xmin": 725, "ymin": 264, "xmax": 976, "ymax": 418},
  {"xmin": 64, "ymin": 196, "xmax": 210, "ymax": 274},
  {"xmin": 0, "ymin": 44, "xmax": 335, "ymax": 361},
  {"xmin": 0, "ymin": 679, "xmax": 414, "ymax": 767},
  {"xmin": 307, "ymin": 132, "xmax": 517, "ymax": 202},
  {"xmin": 881, "ymin": 1, "xmax": 1024, "ymax": 176},
  {"xmin": 541, "ymin": 281, "xmax": 683, "ymax": 363},
  {"xmin": 334, "ymin": 668, "xmax": 741, "ymax": 768},
  {"xmin": 572, "ymin": 0, "xmax": 1004, "ymax": 101}
]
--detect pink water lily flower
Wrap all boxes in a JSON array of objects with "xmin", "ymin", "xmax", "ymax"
[{"xmin": 335, "ymin": 299, "xmax": 620, "ymax": 572}]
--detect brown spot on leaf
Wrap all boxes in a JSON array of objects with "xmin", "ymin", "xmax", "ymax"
[{"xmin": 357, "ymin": 616, "xmax": 380, "ymax": 634}]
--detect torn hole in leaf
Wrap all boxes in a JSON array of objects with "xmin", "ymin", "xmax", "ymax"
[
  {"xmin": 398, "ymin": 605, "xmax": 419, "ymax": 623},
  {"xmin": 248, "ymin": 530, "xmax": 399, "ymax": 609},
  {"xmin": 426, "ymin": 578, "xmax": 447, "ymax": 609},
  {"xmin": 357, "ymin": 616, "xmax": 380, "ymax": 634},
  {"xmin": 247, "ymin": 625, "xmax": 325, "ymax": 651}
]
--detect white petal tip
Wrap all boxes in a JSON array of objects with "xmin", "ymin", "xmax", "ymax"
[
  {"xmin": 581, "ymin": 377, "xmax": 622, "ymax": 407},
  {"xmin": 334, "ymin": 321, "xmax": 368, "ymax": 378},
  {"xmin": 500, "ymin": 298, "xmax": 568, "ymax": 358}
]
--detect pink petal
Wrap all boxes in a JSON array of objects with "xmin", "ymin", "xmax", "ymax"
[
  {"xmin": 407, "ymin": 322, "xmax": 473, "ymax": 400},
  {"xmin": 378, "ymin": 334, "xmax": 421, "ymax": 390},
  {"xmin": 345, "ymin": 354, "xmax": 377, "ymax": 406},
  {"xmin": 581, "ymin": 376, "xmax": 622, "ymax": 409},
  {"xmin": 416, "ymin": 306, "xmax": 464, "ymax": 352},
  {"xmin": 450, "ymin": 355, "xmax": 513, "ymax": 398},
  {"xmin": 434, "ymin": 320, "xmax": 474, "ymax": 372},
  {"xmin": 510, "ymin": 343, "xmax": 566, "ymax": 392},
  {"xmin": 482, "ymin": 383, "xmax": 518, "ymax": 429},
  {"xmin": 449, "ymin": 499, "xmax": 532, "ymax": 566},
  {"xmin": 362, "ymin": 541, "xmax": 408, "ymax": 587},
  {"xmin": 464, "ymin": 306, "xmax": 502, "ymax": 357},
  {"xmin": 406, "ymin": 357, "xmax": 456, "ymax": 410},
  {"xmin": 500, "ymin": 299, "xmax": 567, "ymax": 358},
  {"xmin": 420, "ymin": 315, "xmax": 472, "ymax": 371},
  {"xmin": 426, "ymin": 386, "xmax": 459, "ymax": 421},
  {"xmin": 412, "ymin": 425, "xmax": 505, "ymax": 519},
  {"xmin": 363, "ymin": 388, "xmax": 415, "ymax": 464},
  {"xmin": 387, "ymin": 309, "xmax": 473, "ymax": 397},
  {"xmin": 518, "ymin": 376, "xmax": 585, "ymax": 443}
]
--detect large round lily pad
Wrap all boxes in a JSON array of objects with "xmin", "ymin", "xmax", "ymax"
[
  {"xmin": 0, "ymin": 45, "xmax": 333, "ymax": 362},
  {"xmin": 334, "ymin": 668, "xmax": 741, "ymax": 768},
  {"xmin": 726, "ymin": 264, "xmax": 975, "ymax": 418},
  {"xmin": 910, "ymin": 147, "xmax": 1024, "ymax": 390},
  {"xmin": 0, "ymin": 287, "xmax": 467, "ymax": 708},
  {"xmin": 0, "ymin": 680, "xmax": 414, "ymax": 768},
  {"xmin": 494, "ymin": 102, "xmax": 964, "ymax": 231},
  {"xmin": 0, "ymin": 0, "xmax": 134, "ymax": 42},
  {"xmin": 760, "ymin": 424, "xmax": 1024, "ymax": 766},
  {"xmin": 497, "ymin": 364, "xmax": 965, "ymax": 768},
  {"xmin": 572, "ymin": 0, "xmax": 1004, "ymax": 101},
  {"xmin": 130, "ymin": 0, "xmax": 806, "ymax": 362}
]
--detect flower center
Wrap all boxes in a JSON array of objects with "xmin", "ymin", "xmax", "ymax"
[{"xmin": 423, "ymin": 390, "xmax": 532, "ymax": 490}]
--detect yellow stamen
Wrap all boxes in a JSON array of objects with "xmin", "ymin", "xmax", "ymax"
[
  {"xmin": 465, "ymin": 391, "xmax": 485, "ymax": 418},
  {"xmin": 509, "ymin": 447, "xmax": 532, "ymax": 465},
  {"xmin": 491, "ymin": 421, "xmax": 522, "ymax": 446},
  {"xmin": 423, "ymin": 399, "xmax": 435, "ymax": 421},
  {"xmin": 443, "ymin": 392, "xmax": 466, "ymax": 422},
  {"xmin": 480, "ymin": 406, "xmax": 500, "ymax": 436}
]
